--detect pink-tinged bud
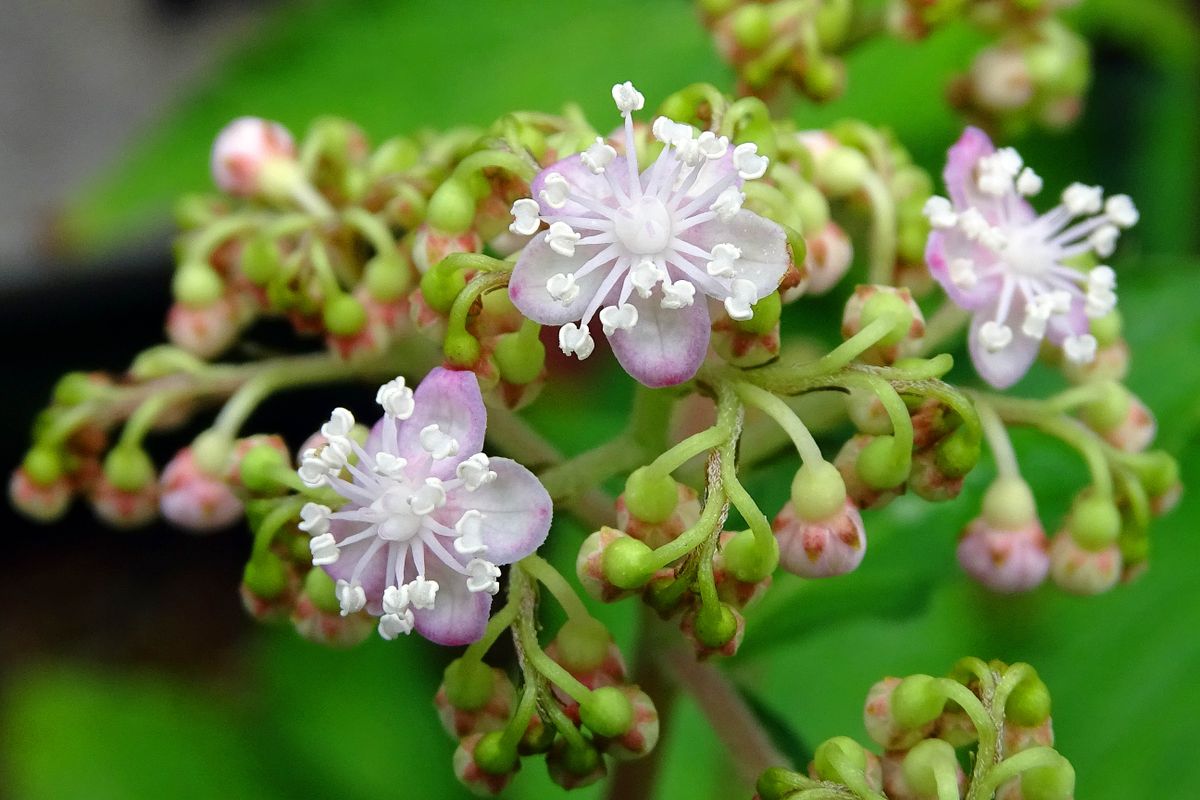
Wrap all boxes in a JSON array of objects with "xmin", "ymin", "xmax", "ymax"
[
  {"xmin": 159, "ymin": 447, "xmax": 243, "ymax": 533},
  {"xmin": 576, "ymin": 527, "xmax": 639, "ymax": 603},
  {"xmin": 410, "ymin": 225, "xmax": 482, "ymax": 274},
  {"xmin": 406, "ymin": 289, "xmax": 450, "ymax": 340},
  {"xmin": 864, "ymin": 677, "xmax": 935, "ymax": 750},
  {"xmin": 453, "ymin": 733, "xmax": 518, "ymax": 796},
  {"xmin": 957, "ymin": 519, "xmax": 1050, "ymax": 593},
  {"xmin": 290, "ymin": 592, "xmax": 374, "ymax": 648},
  {"xmin": 165, "ymin": 296, "xmax": 245, "ymax": 359},
  {"xmin": 679, "ymin": 604, "xmax": 746, "ymax": 659},
  {"xmin": 1098, "ymin": 395, "xmax": 1156, "ymax": 453},
  {"xmin": 934, "ymin": 707, "xmax": 979, "ymax": 748},
  {"xmin": 909, "ymin": 398, "xmax": 951, "ymax": 451},
  {"xmin": 807, "ymin": 749, "xmax": 884, "ymax": 792},
  {"xmin": 546, "ymin": 738, "xmax": 607, "ymax": 790},
  {"xmin": 9, "ymin": 468, "xmax": 73, "ymax": 522},
  {"xmin": 616, "ymin": 483, "xmax": 702, "ymax": 550},
  {"xmin": 545, "ymin": 640, "xmax": 628, "ymax": 693},
  {"xmin": 434, "ymin": 668, "xmax": 517, "ymax": 740},
  {"xmin": 798, "ymin": 221, "xmax": 854, "ymax": 297},
  {"xmin": 880, "ymin": 750, "xmax": 965, "ymax": 800},
  {"xmin": 773, "ymin": 499, "xmax": 866, "ymax": 578},
  {"xmin": 1049, "ymin": 534, "xmax": 1121, "ymax": 595},
  {"xmin": 89, "ymin": 475, "xmax": 159, "ymax": 529},
  {"xmin": 969, "ymin": 46, "xmax": 1034, "ymax": 112},
  {"xmin": 711, "ymin": 315, "xmax": 781, "ymax": 367},
  {"xmin": 1064, "ymin": 339, "xmax": 1130, "ymax": 384},
  {"xmin": 239, "ymin": 559, "xmax": 300, "ymax": 623},
  {"xmin": 908, "ymin": 448, "xmax": 964, "ymax": 502},
  {"xmin": 1005, "ymin": 718, "xmax": 1055, "ymax": 754},
  {"xmin": 713, "ymin": 531, "xmax": 773, "ymax": 608},
  {"xmin": 596, "ymin": 686, "xmax": 659, "ymax": 760},
  {"xmin": 841, "ymin": 285, "xmax": 926, "ymax": 365},
  {"xmin": 227, "ymin": 434, "xmax": 289, "ymax": 488},
  {"xmin": 668, "ymin": 393, "xmax": 718, "ymax": 447},
  {"xmin": 211, "ymin": 117, "xmax": 297, "ymax": 197},
  {"xmin": 835, "ymin": 434, "xmax": 905, "ymax": 509},
  {"xmin": 1150, "ymin": 482, "xmax": 1182, "ymax": 517}
]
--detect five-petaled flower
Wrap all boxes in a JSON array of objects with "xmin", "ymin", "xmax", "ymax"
[
  {"xmin": 507, "ymin": 81, "xmax": 791, "ymax": 387},
  {"xmin": 296, "ymin": 367, "xmax": 552, "ymax": 646},
  {"xmin": 924, "ymin": 127, "xmax": 1137, "ymax": 389}
]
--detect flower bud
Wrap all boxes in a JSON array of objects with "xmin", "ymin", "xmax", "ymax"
[
  {"xmin": 579, "ymin": 686, "xmax": 634, "ymax": 738},
  {"xmin": 453, "ymin": 733, "xmax": 518, "ymax": 796},
  {"xmin": 547, "ymin": 617, "xmax": 623, "ymax": 679},
  {"xmin": 815, "ymin": 146, "xmax": 871, "ymax": 197},
  {"xmin": 210, "ymin": 117, "xmax": 297, "ymax": 197},
  {"xmin": 841, "ymin": 285, "xmax": 925, "ymax": 364},
  {"xmin": 596, "ymin": 685, "xmax": 659, "ymax": 760},
  {"xmin": 576, "ymin": 527, "xmax": 640, "ymax": 602},
  {"xmin": 165, "ymin": 296, "xmax": 246, "ymax": 359},
  {"xmin": 1049, "ymin": 534, "xmax": 1121, "ymax": 595},
  {"xmin": 410, "ymin": 225, "xmax": 482, "ymax": 275},
  {"xmin": 1065, "ymin": 490, "xmax": 1121, "ymax": 551},
  {"xmin": 601, "ymin": 535, "xmax": 656, "ymax": 591},
  {"xmin": 957, "ymin": 518, "xmax": 1049, "ymax": 593},
  {"xmin": 713, "ymin": 530, "xmax": 775, "ymax": 604},
  {"xmin": 492, "ymin": 328, "xmax": 546, "ymax": 387},
  {"xmin": 9, "ymin": 465, "xmax": 73, "ymax": 523},
  {"xmin": 291, "ymin": 569, "xmax": 374, "ymax": 648},
  {"xmin": 435, "ymin": 661, "xmax": 517, "ymax": 740},
  {"xmin": 546, "ymin": 738, "xmax": 607, "ymax": 790},
  {"xmin": 812, "ymin": 736, "xmax": 881, "ymax": 789},
  {"xmin": 835, "ymin": 434, "xmax": 904, "ymax": 509},
  {"xmin": 901, "ymin": 739, "xmax": 964, "ymax": 800},
  {"xmin": 908, "ymin": 447, "xmax": 964, "ymax": 502},
  {"xmin": 680, "ymin": 602, "xmax": 744, "ymax": 658},
  {"xmin": 159, "ymin": 446, "xmax": 243, "ymax": 533},
  {"xmin": 91, "ymin": 448, "xmax": 159, "ymax": 529},
  {"xmin": 864, "ymin": 677, "xmax": 935, "ymax": 750},
  {"xmin": 1013, "ymin": 752, "xmax": 1075, "ymax": 800},
  {"xmin": 711, "ymin": 312, "xmax": 781, "ymax": 367},
  {"xmin": 773, "ymin": 498, "xmax": 866, "ymax": 578},
  {"xmin": 969, "ymin": 45, "xmax": 1034, "ymax": 112},
  {"xmin": 239, "ymin": 550, "xmax": 298, "ymax": 622},
  {"xmin": 846, "ymin": 388, "xmax": 892, "ymax": 436},
  {"xmin": 1063, "ymin": 338, "xmax": 1129, "ymax": 384},
  {"xmin": 1004, "ymin": 718, "xmax": 1055, "ymax": 754},
  {"xmin": 616, "ymin": 478, "xmax": 701, "ymax": 549},
  {"xmin": 1093, "ymin": 393, "xmax": 1155, "ymax": 453}
]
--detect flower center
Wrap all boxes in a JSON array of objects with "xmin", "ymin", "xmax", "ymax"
[
  {"xmin": 372, "ymin": 484, "xmax": 425, "ymax": 541},
  {"xmin": 614, "ymin": 196, "xmax": 673, "ymax": 255},
  {"xmin": 1002, "ymin": 226, "xmax": 1055, "ymax": 277}
]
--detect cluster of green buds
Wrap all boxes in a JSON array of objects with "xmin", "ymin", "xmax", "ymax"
[{"xmin": 759, "ymin": 658, "xmax": 1075, "ymax": 800}]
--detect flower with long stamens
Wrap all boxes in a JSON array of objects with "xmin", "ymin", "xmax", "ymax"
[
  {"xmin": 507, "ymin": 81, "xmax": 790, "ymax": 387},
  {"xmin": 296, "ymin": 368, "xmax": 552, "ymax": 645},
  {"xmin": 924, "ymin": 127, "xmax": 1137, "ymax": 388}
]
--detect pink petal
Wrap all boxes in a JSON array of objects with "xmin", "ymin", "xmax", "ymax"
[
  {"xmin": 968, "ymin": 305, "xmax": 1040, "ymax": 389},
  {"xmin": 943, "ymin": 127, "xmax": 1034, "ymax": 225},
  {"xmin": 609, "ymin": 292, "xmax": 711, "ymax": 387},
  {"xmin": 443, "ymin": 458, "xmax": 552, "ymax": 565},
  {"xmin": 531, "ymin": 153, "xmax": 632, "ymax": 217},
  {"xmin": 925, "ymin": 230, "xmax": 1005, "ymax": 311},
  {"xmin": 411, "ymin": 557, "xmax": 492, "ymax": 646},
  {"xmin": 686, "ymin": 209, "xmax": 790, "ymax": 300},
  {"xmin": 509, "ymin": 235, "xmax": 613, "ymax": 326}
]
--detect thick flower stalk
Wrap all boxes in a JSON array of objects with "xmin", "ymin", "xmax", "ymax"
[{"xmin": 508, "ymin": 81, "xmax": 789, "ymax": 387}]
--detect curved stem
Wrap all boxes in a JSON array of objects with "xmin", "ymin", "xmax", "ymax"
[
  {"xmin": 646, "ymin": 425, "xmax": 729, "ymax": 477},
  {"xmin": 861, "ymin": 171, "xmax": 897, "ymax": 286},
  {"xmin": 463, "ymin": 599, "xmax": 519, "ymax": 664},
  {"xmin": 972, "ymin": 747, "xmax": 1065, "ymax": 799},
  {"xmin": 976, "ymin": 400, "xmax": 1021, "ymax": 478},
  {"xmin": 520, "ymin": 554, "xmax": 592, "ymax": 622},
  {"xmin": 735, "ymin": 381, "xmax": 824, "ymax": 465}
]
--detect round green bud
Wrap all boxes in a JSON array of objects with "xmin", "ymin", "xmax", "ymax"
[
  {"xmin": 791, "ymin": 461, "xmax": 847, "ymax": 520},
  {"xmin": 419, "ymin": 263, "xmax": 467, "ymax": 314},
  {"xmin": 722, "ymin": 529, "xmax": 779, "ymax": 582},
  {"xmin": 303, "ymin": 567, "xmax": 342, "ymax": 614},
  {"xmin": 856, "ymin": 435, "xmax": 910, "ymax": 490},
  {"xmin": 560, "ymin": 741, "xmax": 602, "ymax": 775},
  {"xmin": 579, "ymin": 686, "xmax": 634, "ymax": 737},
  {"xmin": 103, "ymin": 446, "xmax": 155, "ymax": 492},
  {"xmin": 1007, "ymin": 674, "xmax": 1052, "ymax": 727},
  {"xmin": 783, "ymin": 224, "xmax": 807, "ymax": 266},
  {"xmin": 861, "ymin": 292, "xmax": 914, "ymax": 346},
  {"xmin": 694, "ymin": 602, "xmax": 738, "ymax": 648},
  {"xmin": 901, "ymin": 739, "xmax": 957, "ymax": 797},
  {"xmin": 493, "ymin": 330, "xmax": 546, "ymax": 386},
  {"xmin": 129, "ymin": 346, "xmax": 206, "ymax": 380},
  {"xmin": 1021, "ymin": 753, "xmax": 1075, "ymax": 800},
  {"xmin": 172, "ymin": 263, "xmax": 224, "ymax": 308},
  {"xmin": 53, "ymin": 372, "xmax": 98, "ymax": 407},
  {"xmin": 735, "ymin": 291, "xmax": 782, "ymax": 335},
  {"xmin": 519, "ymin": 714, "xmax": 556, "ymax": 755},
  {"xmin": 1090, "ymin": 309, "xmax": 1122, "ymax": 347},
  {"xmin": 1067, "ymin": 491, "xmax": 1121, "ymax": 551},
  {"xmin": 891, "ymin": 674, "xmax": 947, "ymax": 729},
  {"xmin": 240, "ymin": 236, "xmax": 281, "ymax": 285},
  {"xmin": 1118, "ymin": 528, "xmax": 1149, "ymax": 563},
  {"xmin": 601, "ymin": 536, "xmax": 655, "ymax": 590},
  {"xmin": 173, "ymin": 194, "xmax": 218, "ymax": 230},
  {"xmin": 794, "ymin": 182, "xmax": 830, "ymax": 233},
  {"xmin": 1136, "ymin": 450, "xmax": 1179, "ymax": 496},
  {"xmin": 934, "ymin": 427, "xmax": 981, "ymax": 478},
  {"xmin": 813, "ymin": 736, "xmax": 867, "ymax": 782},
  {"xmin": 817, "ymin": 147, "xmax": 870, "ymax": 197},
  {"xmin": 426, "ymin": 179, "xmax": 476, "ymax": 234},
  {"xmin": 981, "ymin": 476, "xmax": 1037, "ymax": 530},
  {"xmin": 323, "ymin": 294, "xmax": 367, "ymax": 337},
  {"xmin": 698, "ymin": 0, "xmax": 736, "ymax": 15},
  {"xmin": 1079, "ymin": 382, "xmax": 1130, "ymax": 433},
  {"xmin": 443, "ymin": 657, "xmax": 496, "ymax": 711},
  {"xmin": 473, "ymin": 730, "xmax": 518, "ymax": 775},
  {"xmin": 242, "ymin": 550, "xmax": 288, "ymax": 599},
  {"xmin": 23, "ymin": 447, "xmax": 65, "ymax": 486},
  {"xmin": 363, "ymin": 252, "xmax": 412, "ymax": 301},
  {"xmin": 554, "ymin": 617, "xmax": 611, "ymax": 673},
  {"xmin": 803, "ymin": 58, "xmax": 842, "ymax": 101},
  {"xmin": 369, "ymin": 137, "xmax": 419, "ymax": 176},
  {"xmin": 239, "ymin": 444, "xmax": 289, "ymax": 495},
  {"xmin": 898, "ymin": 223, "xmax": 929, "ymax": 264},
  {"xmin": 731, "ymin": 3, "xmax": 772, "ymax": 50},
  {"xmin": 444, "ymin": 330, "xmax": 481, "ymax": 367},
  {"xmin": 192, "ymin": 430, "xmax": 233, "ymax": 476},
  {"xmin": 623, "ymin": 466, "xmax": 679, "ymax": 524}
]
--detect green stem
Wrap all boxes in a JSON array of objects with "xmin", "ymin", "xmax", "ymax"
[
  {"xmin": 972, "ymin": 748, "xmax": 1065, "ymax": 799},
  {"xmin": 499, "ymin": 680, "xmax": 539, "ymax": 753},
  {"xmin": 521, "ymin": 554, "xmax": 592, "ymax": 621},
  {"xmin": 845, "ymin": 373, "xmax": 914, "ymax": 454},
  {"xmin": 861, "ymin": 171, "xmax": 897, "ymax": 286},
  {"xmin": 452, "ymin": 149, "xmax": 538, "ymax": 183},
  {"xmin": 646, "ymin": 425, "xmax": 729, "ymax": 477},
  {"xmin": 117, "ymin": 392, "xmax": 184, "ymax": 448},
  {"xmin": 184, "ymin": 215, "xmax": 258, "ymax": 263},
  {"xmin": 448, "ymin": 270, "xmax": 510, "ymax": 336},
  {"xmin": 735, "ymin": 381, "xmax": 824, "ymax": 465},
  {"xmin": 976, "ymin": 400, "xmax": 1021, "ymax": 478},
  {"xmin": 341, "ymin": 207, "xmax": 397, "ymax": 255},
  {"xmin": 826, "ymin": 749, "xmax": 887, "ymax": 800},
  {"xmin": 513, "ymin": 585, "xmax": 590, "ymax": 703},
  {"xmin": 463, "ymin": 600, "xmax": 519, "ymax": 664},
  {"xmin": 251, "ymin": 496, "xmax": 307, "ymax": 558}
]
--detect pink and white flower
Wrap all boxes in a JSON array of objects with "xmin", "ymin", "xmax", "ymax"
[
  {"xmin": 925, "ymin": 127, "xmax": 1137, "ymax": 388},
  {"xmin": 507, "ymin": 81, "xmax": 790, "ymax": 387},
  {"xmin": 296, "ymin": 367, "xmax": 552, "ymax": 646}
]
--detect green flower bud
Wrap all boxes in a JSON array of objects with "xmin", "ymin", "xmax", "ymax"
[
  {"xmin": 473, "ymin": 730, "xmax": 518, "ymax": 775},
  {"xmin": 1021, "ymin": 753, "xmax": 1075, "ymax": 800},
  {"xmin": 856, "ymin": 435, "xmax": 909, "ymax": 490},
  {"xmin": 427, "ymin": 180, "xmax": 476, "ymax": 234},
  {"xmin": 419, "ymin": 263, "xmax": 467, "ymax": 314},
  {"xmin": 902, "ymin": 739, "xmax": 958, "ymax": 797},
  {"xmin": 242, "ymin": 550, "xmax": 289, "ymax": 599},
  {"xmin": 23, "ymin": 447, "xmax": 65, "ymax": 486},
  {"xmin": 794, "ymin": 182, "xmax": 830, "ymax": 233},
  {"xmin": 443, "ymin": 657, "xmax": 497, "ymax": 711},
  {"xmin": 129, "ymin": 346, "xmax": 206, "ymax": 380},
  {"xmin": 493, "ymin": 329, "xmax": 546, "ymax": 385},
  {"xmin": 1090, "ymin": 309, "xmax": 1122, "ymax": 347},
  {"xmin": 239, "ymin": 444, "xmax": 289, "ymax": 495},
  {"xmin": 731, "ymin": 4, "xmax": 772, "ymax": 50},
  {"xmin": 601, "ymin": 536, "xmax": 655, "ymax": 590},
  {"xmin": 817, "ymin": 147, "xmax": 870, "ymax": 197},
  {"xmin": 813, "ymin": 736, "xmax": 867, "ymax": 782},
  {"xmin": 1067, "ymin": 490, "xmax": 1121, "ymax": 551},
  {"xmin": 982, "ymin": 476, "xmax": 1037, "ymax": 530},
  {"xmin": 172, "ymin": 263, "xmax": 224, "ymax": 308},
  {"xmin": 934, "ymin": 427, "xmax": 981, "ymax": 478},
  {"xmin": 553, "ymin": 617, "xmax": 611, "ymax": 673},
  {"xmin": 444, "ymin": 331, "xmax": 482, "ymax": 367},
  {"xmin": 861, "ymin": 291, "xmax": 915, "ymax": 346},
  {"xmin": 721, "ymin": 528, "xmax": 779, "ymax": 582},
  {"xmin": 791, "ymin": 461, "xmax": 847, "ymax": 520},
  {"xmin": 698, "ymin": 0, "xmax": 736, "ymax": 14},
  {"xmin": 103, "ymin": 446, "xmax": 155, "ymax": 492},
  {"xmin": 579, "ymin": 685, "xmax": 634, "ymax": 737},
  {"xmin": 694, "ymin": 602, "xmax": 738, "ymax": 649},
  {"xmin": 1007, "ymin": 674, "xmax": 1052, "ymax": 727},
  {"xmin": 891, "ymin": 674, "xmax": 946, "ymax": 729},
  {"xmin": 735, "ymin": 291, "xmax": 782, "ymax": 334},
  {"xmin": 240, "ymin": 236, "xmax": 282, "ymax": 285},
  {"xmin": 363, "ymin": 252, "xmax": 412, "ymax": 301},
  {"xmin": 623, "ymin": 466, "xmax": 679, "ymax": 524},
  {"xmin": 303, "ymin": 568, "xmax": 342, "ymax": 615},
  {"xmin": 174, "ymin": 194, "xmax": 220, "ymax": 229},
  {"xmin": 53, "ymin": 371, "xmax": 100, "ymax": 406},
  {"xmin": 369, "ymin": 137, "xmax": 420, "ymax": 176},
  {"xmin": 558, "ymin": 740, "xmax": 602, "ymax": 776},
  {"xmin": 192, "ymin": 430, "xmax": 233, "ymax": 476},
  {"xmin": 1079, "ymin": 382, "xmax": 1130, "ymax": 433},
  {"xmin": 803, "ymin": 58, "xmax": 843, "ymax": 102},
  {"xmin": 1137, "ymin": 450, "xmax": 1178, "ymax": 496},
  {"xmin": 323, "ymin": 294, "xmax": 367, "ymax": 336}
]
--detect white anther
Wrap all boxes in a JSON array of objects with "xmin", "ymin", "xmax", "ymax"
[
  {"xmin": 299, "ymin": 502, "xmax": 331, "ymax": 535},
  {"xmin": 309, "ymin": 533, "xmax": 340, "ymax": 566},
  {"xmin": 1062, "ymin": 183, "xmax": 1103, "ymax": 215},
  {"xmin": 993, "ymin": 147, "xmax": 1023, "ymax": 176},
  {"xmin": 581, "ymin": 137, "xmax": 617, "ymax": 174},
  {"xmin": 923, "ymin": 196, "xmax": 958, "ymax": 229},
  {"xmin": 1021, "ymin": 296, "xmax": 1054, "ymax": 338},
  {"xmin": 376, "ymin": 378, "xmax": 415, "ymax": 419},
  {"xmin": 723, "ymin": 278, "xmax": 758, "ymax": 321},
  {"xmin": 509, "ymin": 198, "xmax": 542, "ymax": 235},
  {"xmin": 976, "ymin": 158, "xmax": 1013, "ymax": 196},
  {"xmin": 465, "ymin": 559, "xmax": 502, "ymax": 595},
  {"xmin": 949, "ymin": 258, "xmax": 978, "ymax": 289},
  {"xmin": 419, "ymin": 425, "xmax": 459, "ymax": 461},
  {"xmin": 409, "ymin": 476, "xmax": 447, "ymax": 515},
  {"xmin": 675, "ymin": 136, "xmax": 704, "ymax": 167},
  {"xmin": 335, "ymin": 580, "xmax": 367, "ymax": 616},
  {"xmin": 298, "ymin": 450, "xmax": 330, "ymax": 487},
  {"xmin": 979, "ymin": 321, "xmax": 1013, "ymax": 352},
  {"xmin": 378, "ymin": 611, "xmax": 414, "ymax": 640},
  {"xmin": 1089, "ymin": 224, "xmax": 1119, "ymax": 258},
  {"xmin": 706, "ymin": 242, "xmax": 742, "ymax": 277},
  {"xmin": 630, "ymin": 258, "xmax": 667, "ymax": 298},
  {"xmin": 1086, "ymin": 288, "xmax": 1117, "ymax": 318},
  {"xmin": 958, "ymin": 207, "xmax": 990, "ymax": 240},
  {"xmin": 374, "ymin": 451, "xmax": 408, "ymax": 478},
  {"xmin": 456, "ymin": 453, "xmax": 497, "ymax": 490},
  {"xmin": 321, "ymin": 408, "xmax": 354, "ymax": 439},
  {"xmin": 558, "ymin": 323, "xmax": 595, "ymax": 359},
  {"xmin": 600, "ymin": 303, "xmax": 639, "ymax": 335},
  {"xmin": 1063, "ymin": 334, "xmax": 1097, "ymax": 364},
  {"xmin": 319, "ymin": 437, "xmax": 352, "ymax": 472},
  {"xmin": 1049, "ymin": 290, "xmax": 1072, "ymax": 314},
  {"xmin": 980, "ymin": 226, "xmax": 1008, "ymax": 252},
  {"xmin": 612, "ymin": 81, "xmax": 645, "ymax": 114},
  {"xmin": 540, "ymin": 173, "xmax": 570, "ymax": 209},
  {"xmin": 1016, "ymin": 167, "xmax": 1043, "ymax": 196},
  {"xmin": 406, "ymin": 577, "xmax": 439, "ymax": 609},
  {"xmin": 733, "ymin": 142, "xmax": 769, "ymax": 180},
  {"xmin": 454, "ymin": 509, "xmax": 488, "ymax": 555},
  {"xmin": 546, "ymin": 272, "xmax": 580, "ymax": 304},
  {"xmin": 1088, "ymin": 266, "xmax": 1116, "ymax": 292},
  {"xmin": 660, "ymin": 279, "xmax": 696, "ymax": 309},
  {"xmin": 546, "ymin": 221, "xmax": 581, "ymax": 257},
  {"xmin": 697, "ymin": 131, "xmax": 729, "ymax": 160},
  {"xmin": 1105, "ymin": 194, "xmax": 1138, "ymax": 228},
  {"xmin": 382, "ymin": 584, "xmax": 410, "ymax": 615},
  {"xmin": 710, "ymin": 185, "xmax": 745, "ymax": 221}
]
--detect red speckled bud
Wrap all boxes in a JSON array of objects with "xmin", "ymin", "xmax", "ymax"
[
  {"xmin": 1049, "ymin": 534, "xmax": 1121, "ymax": 595},
  {"xmin": 835, "ymin": 434, "xmax": 905, "ymax": 509},
  {"xmin": 596, "ymin": 685, "xmax": 659, "ymax": 760},
  {"xmin": 434, "ymin": 668, "xmax": 517, "ymax": 740},
  {"xmin": 773, "ymin": 498, "xmax": 867, "ymax": 578},
  {"xmin": 89, "ymin": 475, "xmax": 159, "ymax": 529},
  {"xmin": 165, "ymin": 296, "xmax": 247, "ymax": 359},
  {"xmin": 616, "ymin": 483, "xmax": 702, "ymax": 549},
  {"xmin": 864, "ymin": 677, "xmax": 934, "ymax": 751},
  {"xmin": 159, "ymin": 446, "xmax": 243, "ymax": 533},
  {"xmin": 453, "ymin": 733, "xmax": 518, "ymax": 796},
  {"xmin": 211, "ymin": 117, "xmax": 297, "ymax": 197},
  {"xmin": 9, "ymin": 467, "xmax": 72, "ymax": 523},
  {"xmin": 957, "ymin": 519, "xmax": 1049, "ymax": 593},
  {"xmin": 576, "ymin": 527, "xmax": 642, "ymax": 603},
  {"xmin": 291, "ymin": 591, "xmax": 374, "ymax": 648},
  {"xmin": 410, "ymin": 225, "xmax": 482, "ymax": 274}
]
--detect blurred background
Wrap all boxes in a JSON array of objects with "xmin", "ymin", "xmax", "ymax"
[{"xmin": 1, "ymin": 1, "xmax": 1198, "ymax": 798}]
